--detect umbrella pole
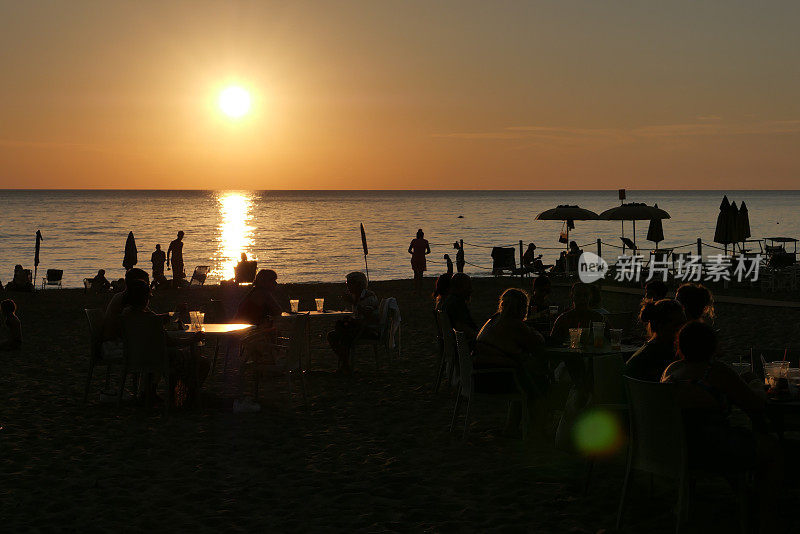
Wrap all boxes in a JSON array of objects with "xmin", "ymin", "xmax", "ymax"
[
  {"xmin": 34, "ymin": 266, "xmax": 38, "ymax": 291},
  {"xmin": 633, "ymin": 220, "xmax": 636, "ymax": 249},
  {"xmin": 621, "ymin": 221, "xmax": 625, "ymax": 254}
]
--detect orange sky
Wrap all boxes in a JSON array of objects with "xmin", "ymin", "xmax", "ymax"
[{"xmin": 1, "ymin": 1, "xmax": 799, "ymax": 189}]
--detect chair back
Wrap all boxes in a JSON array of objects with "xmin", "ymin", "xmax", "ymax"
[
  {"xmin": 592, "ymin": 354, "xmax": 626, "ymax": 405},
  {"xmin": 85, "ymin": 308, "xmax": 104, "ymax": 362},
  {"xmin": 190, "ymin": 266, "xmax": 210, "ymax": 286},
  {"xmin": 454, "ymin": 330, "xmax": 474, "ymax": 398},
  {"xmin": 235, "ymin": 261, "xmax": 258, "ymax": 284},
  {"xmin": 624, "ymin": 377, "xmax": 686, "ymax": 478},
  {"xmin": 376, "ymin": 298, "xmax": 390, "ymax": 338},
  {"xmin": 382, "ymin": 298, "xmax": 401, "ymax": 349},
  {"xmin": 46, "ymin": 269, "xmax": 63, "ymax": 282},
  {"xmin": 437, "ymin": 310, "xmax": 456, "ymax": 365},
  {"xmin": 120, "ymin": 310, "xmax": 169, "ymax": 374}
]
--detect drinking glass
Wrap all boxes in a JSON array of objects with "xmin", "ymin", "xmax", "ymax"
[
  {"xmin": 764, "ymin": 361, "xmax": 789, "ymax": 387},
  {"xmin": 290, "ymin": 299, "xmax": 300, "ymax": 313},
  {"xmin": 315, "ymin": 298, "xmax": 325, "ymax": 312},
  {"xmin": 729, "ymin": 362, "xmax": 751, "ymax": 375},
  {"xmin": 609, "ymin": 328, "xmax": 623, "ymax": 350},
  {"xmin": 189, "ymin": 311, "xmax": 198, "ymax": 329},
  {"xmin": 592, "ymin": 321, "xmax": 605, "ymax": 348},
  {"xmin": 197, "ymin": 312, "xmax": 205, "ymax": 326},
  {"xmin": 569, "ymin": 328, "xmax": 582, "ymax": 349}
]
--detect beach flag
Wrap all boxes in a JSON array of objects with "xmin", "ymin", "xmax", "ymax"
[{"xmin": 360, "ymin": 223, "xmax": 369, "ymax": 281}]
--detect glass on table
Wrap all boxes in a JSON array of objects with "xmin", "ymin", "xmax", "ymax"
[
  {"xmin": 729, "ymin": 361, "xmax": 751, "ymax": 375},
  {"xmin": 764, "ymin": 361, "xmax": 789, "ymax": 387},
  {"xmin": 591, "ymin": 321, "xmax": 605, "ymax": 348},
  {"xmin": 289, "ymin": 299, "xmax": 300, "ymax": 313},
  {"xmin": 315, "ymin": 298, "xmax": 325, "ymax": 312}
]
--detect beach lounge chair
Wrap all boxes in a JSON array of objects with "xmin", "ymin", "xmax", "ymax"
[
  {"xmin": 352, "ymin": 298, "xmax": 402, "ymax": 370},
  {"xmin": 189, "ymin": 266, "xmax": 210, "ymax": 287},
  {"xmin": 616, "ymin": 377, "xmax": 748, "ymax": 533},
  {"xmin": 490, "ymin": 247, "xmax": 517, "ymax": 276},
  {"xmin": 83, "ymin": 308, "xmax": 125, "ymax": 404},
  {"xmin": 450, "ymin": 330, "xmax": 528, "ymax": 440},
  {"xmin": 234, "ymin": 260, "xmax": 258, "ymax": 284},
  {"xmin": 247, "ymin": 312, "xmax": 309, "ymax": 408},
  {"xmin": 41, "ymin": 269, "xmax": 63, "ymax": 289},
  {"xmin": 119, "ymin": 310, "xmax": 172, "ymax": 414}
]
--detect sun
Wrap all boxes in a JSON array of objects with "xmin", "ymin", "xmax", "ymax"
[{"xmin": 218, "ymin": 86, "xmax": 251, "ymax": 118}]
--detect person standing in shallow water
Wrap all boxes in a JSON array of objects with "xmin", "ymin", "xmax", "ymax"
[
  {"xmin": 151, "ymin": 244, "xmax": 166, "ymax": 279},
  {"xmin": 408, "ymin": 229, "xmax": 430, "ymax": 290},
  {"xmin": 453, "ymin": 241, "xmax": 465, "ymax": 273},
  {"xmin": 166, "ymin": 231, "xmax": 185, "ymax": 284}
]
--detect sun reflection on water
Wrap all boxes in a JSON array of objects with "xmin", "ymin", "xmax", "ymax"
[{"xmin": 213, "ymin": 192, "xmax": 255, "ymax": 280}]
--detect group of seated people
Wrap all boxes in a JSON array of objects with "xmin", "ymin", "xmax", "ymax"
[
  {"xmin": 434, "ymin": 272, "xmax": 782, "ymax": 530},
  {"xmin": 2, "ymin": 265, "xmax": 34, "ymax": 292}
]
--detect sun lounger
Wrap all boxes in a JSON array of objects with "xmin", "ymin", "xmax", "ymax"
[
  {"xmin": 189, "ymin": 266, "xmax": 210, "ymax": 286},
  {"xmin": 41, "ymin": 269, "xmax": 63, "ymax": 289}
]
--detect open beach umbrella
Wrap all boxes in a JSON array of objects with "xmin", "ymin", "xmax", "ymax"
[
  {"xmin": 599, "ymin": 203, "xmax": 670, "ymax": 249},
  {"xmin": 123, "ymin": 231, "xmax": 138, "ymax": 270},
  {"xmin": 535, "ymin": 205, "xmax": 599, "ymax": 249},
  {"xmin": 737, "ymin": 201, "xmax": 751, "ymax": 248},
  {"xmin": 34, "ymin": 230, "xmax": 43, "ymax": 286},
  {"xmin": 646, "ymin": 203, "xmax": 665, "ymax": 247}
]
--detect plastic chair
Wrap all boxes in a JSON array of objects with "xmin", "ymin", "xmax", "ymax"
[
  {"xmin": 435, "ymin": 310, "xmax": 458, "ymax": 392},
  {"xmin": 83, "ymin": 308, "xmax": 124, "ymax": 404},
  {"xmin": 118, "ymin": 310, "xmax": 172, "ymax": 414},
  {"xmin": 449, "ymin": 330, "xmax": 528, "ymax": 440},
  {"xmin": 41, "ymin": 269, "xmax": 63, "ymax": 289},
  {"xmin": 352, "ymin": 298, "xmax": 401, "ymax": 369},
  {"xmin": 247, "ymin": 312, "xmax": 309, "ymax": 408},
  {"xmin": 616, "ymin": 377, "xmax": 748, "ymax": 533}
]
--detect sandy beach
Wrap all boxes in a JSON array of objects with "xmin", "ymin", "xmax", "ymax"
[{"xmin": 2, "ymin": 276, "xmax": 799, "ymax": 532}]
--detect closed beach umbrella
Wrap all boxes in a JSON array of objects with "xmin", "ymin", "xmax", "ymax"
[
  {"xmin": 737, "ymin": 201, "xmax": 751, "ymax": 246},
  {"xmin": 599, "ymin": 203, "xmax": 670, "ymax": 248},
  {"xmin": 359, "ymin": 223, "xmax": 369, "ymax": 281},
  {"xmin": 729, "ymin": 201, "xmax": 740, "ymax": 245},
  {"xmin": 646, "ymin": 203, "xmax": 665, "ymax": 247},
  {"xmin": 34, "ymin": 230, "xmax": 43, "ymax": 286},
  {"xmin": 536, "ymin": 205, "xmax": 599, "ymax": 249},
  {"xmin": 123, "ymin": 231, "xmax": 138, "ymax": 270},
  {"xmin": 713, "ymin": 195, "xmax": 732, "ymax": 246}
]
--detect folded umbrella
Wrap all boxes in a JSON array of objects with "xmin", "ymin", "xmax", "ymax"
[
  {"xmin": 646, "ymin": 203, "xmax": 665, "ymax": 246},
  {"xmin": 123, "ymin": 231, "xmax": 138, "ymax": 270}
]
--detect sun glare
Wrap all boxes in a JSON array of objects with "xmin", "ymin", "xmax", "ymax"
[
  {"xmin": 219, "ymin": 86, "xmax": 251, "ymax": 118},
  {"xmin": 213, "ymin": 192, "xmax": 255, "ymax": 280}
]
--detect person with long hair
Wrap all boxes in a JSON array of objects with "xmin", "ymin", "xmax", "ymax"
[
  {"xmin": 408, "ymin": 229, "xmax": 431, "ymax": 290},
  {"xmin": 443, "ymin": 273, "xmax": 479, "ymax": 343},
  {"xmin": 624, "ymin": 299, "xmax": 685, "ymax": 381},
  {"xmin": 233, "ymin": 269, "xmax": 283, "ymax": 326},
  {"xmin": 662, "ymin": 321, "xmax": 782, "ymax": 533},
  {"xmin": 550, "ymin": 282, "xmax": 606, "ymax": 344}
]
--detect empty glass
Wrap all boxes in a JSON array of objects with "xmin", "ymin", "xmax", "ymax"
[
  {"xmin": 290, "ymin": 299, "xmax": 300, "ymax": 313},
  {"xmin": 315, "ymin": 298, "xmax": 325, "ymax": 312},
  {"xmin": 591, "ymin": 321, "xmax": 605, "ymax": 348}
]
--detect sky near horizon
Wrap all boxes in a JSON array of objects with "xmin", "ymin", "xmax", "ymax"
[{"xmin": 1, "ymin": 1, "xmax": 799, "ymax": 190}]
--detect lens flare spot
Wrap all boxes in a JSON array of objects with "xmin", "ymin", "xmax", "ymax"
[{"xmin": 572, "ymin": 409, "xmax": 624, "ymax": 456}]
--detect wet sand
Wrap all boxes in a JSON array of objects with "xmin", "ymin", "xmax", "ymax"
[{"xmin": 1, "ymin": 276, "xmax": 798, "ymax": 532}]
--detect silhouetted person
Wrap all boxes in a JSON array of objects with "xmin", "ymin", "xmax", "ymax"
[
  {"xmin": 6, "ymin": 265, "xmax": 33, "ymax": 292},
  {"xmin": 550, "ymin": 282, "xmax": 606, "ymax": 345},
  {"xmin": 233, "ymin": 269, "xmax": 283, "ymax": 326},
  {"xmin": 475, "ymin": 289, "xmax": 547, "ymax": 435},
  {"xmin": 676, "ymin": 283, "xmax": 715, "ymax": 322},
  {"xmin": 0, "ymin": 299, "xmax": 22, "ymax": 351},
  {"xmin": 327, "ymin": 271, "xmax": 379, "ymax": 373},
  {"xmin": 443, "ymin": 273, "xmax": 479, "ymax": 344},
  {"xmin": 522, "ymin": 242, "xmax": 543, "ymax": 273},
  {"xmin": 151, "ymin": 244, "xmax": 166, "ymax": 280},
  {"xmin": 527, "ymin": 275, "xmax": 553, "ymax": 320},
  {"xmin": 624, "ymin": 299, "xmax": 685, "ymax": 381},
  {"xmin": 408, "ymin": 229, "xmax": 431, "ymax": 290},
  {"xmin": 90, "ymin": 269, "xmax": 112, "ymax": 292},
  {"xmin": 103, "ymin": 268, "xmax": 150, "ymax": 342},
  {"xmin": 589, "ymin": 284, "xmax": 609, "ymax": 315},
  {"xmin": 167, "ymin": 231, "xmax": 185, "ymax": 283},
  {"xmin": 644, "ymin": 279, "xmax": 668, "ymax": 302},
  {"xmin": 663, "ymin": 321, "xmax": 782, "ymax": 533},
  {"xmin": 453, "ymin": 241, "xmax": 465, "ymax": 273},
  {"xmin": 443, "ymin": 254, "xmax": 454, "ymax": 275}
]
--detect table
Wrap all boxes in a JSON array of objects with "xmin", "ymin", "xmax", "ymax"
[
  {"xmin": 278, "ymin": 311, "xmax": 353, "ymax": 368},
  {"xmin": 544, "ymin": 343, "xmax": 639, "ymax": 358},
  {"xmin": 169, "ymin": 323, "xmax": 255, "ymax": 374}
]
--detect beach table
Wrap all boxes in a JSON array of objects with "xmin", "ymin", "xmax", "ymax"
[
  {"xmin": 278, "ymin": 311, "xmax": 353, "ymax": 368},
  {"xmin": 544, "ymin": 343, "xmax": 639, "ymax": 393},
  {"xmin": 170, "ymin": 323, "xmax": 255, "ymax": 374}
]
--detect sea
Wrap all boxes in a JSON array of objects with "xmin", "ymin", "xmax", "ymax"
[{"xmin": 1, "ymin": 190, "xmax": 799, "ymax": 288}]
